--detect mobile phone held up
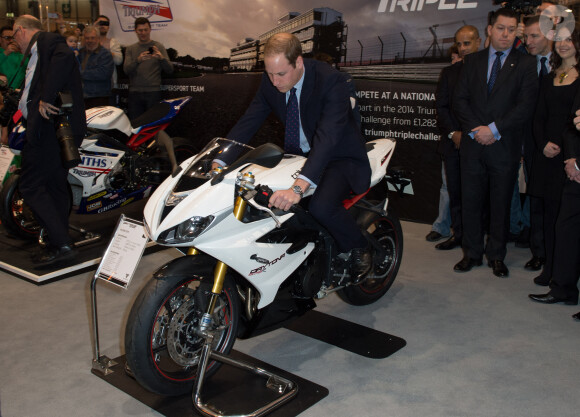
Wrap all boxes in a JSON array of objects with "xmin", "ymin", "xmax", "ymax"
[{"xmin": 148, "ymin": 46, "xmax": 154, "ymax": 54}]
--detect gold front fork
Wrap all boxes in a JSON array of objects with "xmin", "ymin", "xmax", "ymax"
[{"xmin": 203, "ymin": 174, "xmax": 251, "ymax": 317}]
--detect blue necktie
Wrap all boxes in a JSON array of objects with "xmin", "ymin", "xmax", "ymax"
[
  {"xmin": 284, "ymin": 87, "xmax": 301, "ymax": 155},
  {"xmin": 488, "ymin": 51, "xmax": 503, "ymax": 95},
  {"xmin": 539, "ymin": 56, "xmax": 548, "ymax": 82}
]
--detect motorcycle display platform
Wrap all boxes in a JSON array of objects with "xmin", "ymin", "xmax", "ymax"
[
  {"xmin": 92, "ymin": 310, "xmax": 405, "ymax": 416},
  {"xmin": 93, "ymin": 351, "xmax": 329, "ymax": 417},
  {"xmin": 0, "ymin": 199, "xmax": 152, "ymax": 284}
]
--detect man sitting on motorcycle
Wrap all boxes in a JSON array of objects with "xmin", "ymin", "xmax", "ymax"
[{"xmin": 223, "ymin": 33, "xmax": 373, "ymax": 280}]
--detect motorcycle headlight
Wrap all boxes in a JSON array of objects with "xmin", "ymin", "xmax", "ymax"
[{"xmin": 157, "ymin": 215, "xmax": 214, "ymax": 244}]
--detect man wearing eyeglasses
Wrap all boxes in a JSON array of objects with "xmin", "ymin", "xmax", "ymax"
[{"xmin": 0, "ymin": 26, "xmax": 25, "ymax": 88}]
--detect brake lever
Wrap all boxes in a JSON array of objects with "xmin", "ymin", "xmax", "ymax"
[{"xmin": 246, "ymin": 197, "xmax": 282, "ymax": 228}]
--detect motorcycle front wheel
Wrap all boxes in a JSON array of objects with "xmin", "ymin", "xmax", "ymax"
[
  {"xmin": 0, "ymin": 175, "xmax": 42, "ymax": 239},
  {"xmin": 338, "ymin": 210, "xmax": 403, "ymax": 305},
  {"xmin": 124, "ymin": 267, "xmax": 239, "ymax": 396}
]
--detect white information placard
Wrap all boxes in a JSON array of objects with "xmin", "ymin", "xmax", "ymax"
[
  {"xmin": 95, "ymin": 214, "xmax": 149, "ymax": 289},
  {"xmin": 0, "ymin": 146, "xmax": 15, "ymax": 184}
]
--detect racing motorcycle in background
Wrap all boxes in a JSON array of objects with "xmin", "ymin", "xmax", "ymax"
[
  {"xmin": 124, "ymin": 137, "xmax": 406, "ymax": 406},
  {"xmin": 0, "ymin": 95, "xmax": 196, "ymax": 240}
]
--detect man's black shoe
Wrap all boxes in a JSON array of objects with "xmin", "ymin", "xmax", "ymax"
[
  {"xmin": 533, "ymin": 274, "xmax": 550, "ymax": 286},
  {"xmin": 524, "ymin": 256, "xmax": 545, "ymax": 271},
  {"xmin": 573, "ymin": 312, "xmax": 580, "ymax": 320},
  {"xmin": 32, "ymin": 244, "xmax": 78, "ymax": 267},
  {"xmin": 349, "ymin": 246, "xmax": 372, "ymax": 281},
  {"xmin": 436, "ymin": 235, "xmax": 461, "ymax": 250},
  {"xmin": 453, "ymin": 257, "xmax": 482, "ymax": 272},
  {"xmin": 488, "ymin": 260, "xmax": 509, "ymax": 278},
  {"xmin": 425, "ymin": 231, "xmax": 446, "ymax": 242},
  {"xmin": 528, "ymin": 293, "xmax": 578, "ymax": 305}
]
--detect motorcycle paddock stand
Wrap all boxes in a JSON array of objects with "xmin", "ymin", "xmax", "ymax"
[
  {"xmin": 37, "ymin": 224, "xmax": 101, "ymax": 248},
  {"xmin": 70, "ymin": 224, "xmax": 102, "ymax": 247},
  {"xmin": 89, "ymin": 274, "xmax": 117, "ymax": 376},
  {"xmin": 192, "ymin": 326, "xmax": 298, "ymax": 417}
]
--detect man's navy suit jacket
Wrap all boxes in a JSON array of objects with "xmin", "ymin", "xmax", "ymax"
[
  {"xmin": 26, "ymin": 31, "xmax": 86, "ymax": 147},
  {"xmin": 227, "ymin": 58, "xmax": 370, "ymax": 194},
  {"xmin": 453, "ymin": 47, "xmax": 538, "ymax": 161}
]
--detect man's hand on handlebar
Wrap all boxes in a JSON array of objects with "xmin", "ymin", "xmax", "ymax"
[{"xmin": 269, "ymin": 178, "xmax": 310, "ymax": 212}]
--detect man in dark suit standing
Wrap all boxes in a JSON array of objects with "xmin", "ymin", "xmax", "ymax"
[
  {"xmin": 434, "ymin": 25, "xmax": 481, "ymax": 251},
  {"xmin": 13, "ymin": 15, "xmax": 86, "ymax": 265},
  {"xmin": 225, "ymin": 33, "xmax": 372, "ymax": 279},
  {"xmin": 453, "ymin": 8, "xmax": 538, "ymax": 277}
]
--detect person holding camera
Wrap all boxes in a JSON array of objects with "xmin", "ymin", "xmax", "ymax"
[
  {"xmin": 123, "ymin": 17, "xmax": 173, "ymax": 120},
  {"xmin": 12, "ymin": 15, "xmax": 86, "ymax": 266},
  {"xmin": 94, "ymin": 15, "xmax": 122, "ymax": 89}
]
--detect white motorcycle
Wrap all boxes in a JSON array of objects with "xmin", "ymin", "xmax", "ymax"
[{"xmin": 124, "ymin": 137, "xmax": 404, "ymax": 404}]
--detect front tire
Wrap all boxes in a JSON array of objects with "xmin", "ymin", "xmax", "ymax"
[
  {"xmin": 338, "ymin": 210, "xmax": 403, "ymax": 305},
  {"xmin": 124, "ymin": 267, "xmax": 239, "ymax": 396}
]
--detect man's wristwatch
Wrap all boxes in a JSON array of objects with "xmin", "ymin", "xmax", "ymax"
[
  {"xmin": 292, "ymin": 185, "xmax": 304, "ymax": 198},
  {"xmin": 448, "ymin": 131, "xmax": 456, "ymax": 139}
]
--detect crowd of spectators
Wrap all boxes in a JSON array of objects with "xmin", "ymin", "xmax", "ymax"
[
  {"xmin": 427, "ymin": 3, "xmax": 580, "ymax": 318},
  {"xmin": 0, "ymin": 13, "xmax": 172, "ymax": 120}
]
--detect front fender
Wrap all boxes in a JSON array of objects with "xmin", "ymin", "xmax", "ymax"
[{"xmin": 153, "ymin": 253, "xmax": 215, "ymax": 279}]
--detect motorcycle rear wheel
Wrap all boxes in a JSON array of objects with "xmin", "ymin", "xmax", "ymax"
[
  {"xmin": 338, "ymin": 210, "xmax": 403, "ymax": 305},
  {"xmin": 124, "ymin": 268, "xmax": 239, "ymax": 396},
  {"xmin": 172, "ymin": 137, "xmax": 200, "ymax": 163},
  {"xmin": 0, "ymin": 175, "xmax": 42, "ymax": 239},
  {"xmin": 143, "ymin": 137, "xmax": 199, "ymax": 184}
]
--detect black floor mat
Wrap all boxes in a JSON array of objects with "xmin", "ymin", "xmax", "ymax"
[
  {"xmin": 93, "ymin": 352, "xmax": 328, "ymax": 417},
  {"xmin": 285, "ymin": 310, "xmax": 406, "ymax": 358}
]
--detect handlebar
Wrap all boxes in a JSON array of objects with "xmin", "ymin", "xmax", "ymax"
[
  {"xmin": 253, "ymin": 184, "xmax": 274, "ymax": 207},
  {"xmin": 245, "ymin": 184, "xmax": 303, "ymax": 229}
]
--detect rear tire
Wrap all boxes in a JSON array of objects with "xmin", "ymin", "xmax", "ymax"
[
  {"xmin": 124, "ymin": 266, "xmax": 239, "ymax": 396},
  {"xmin": 143, "ymin": 137, "xmax": 199, "ymax": 184},
  {"xmin": 172, "ymin": 137, "xmax": 200, "ymax": 164},
  {"xmin": 0, "ymin": 175, "xmax": 41, "ymax": 239},
  {"xmin": 338, "ymin": 210, "xmax": 403, "ymax": 305}
]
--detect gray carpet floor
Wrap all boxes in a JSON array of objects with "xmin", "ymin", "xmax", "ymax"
[{"xmin": 1, "ymin": 220, "xmax": 579, "ymax": 417}]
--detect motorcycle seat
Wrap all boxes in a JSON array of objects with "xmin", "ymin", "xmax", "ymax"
[{"xmin": 88, "ymin": 132, "xmax": 133, "ymax": 152}]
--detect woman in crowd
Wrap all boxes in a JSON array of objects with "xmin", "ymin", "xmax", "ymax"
[{"xmin": 528, "ymin": 26, "xmax": 580, "ymax": 288}]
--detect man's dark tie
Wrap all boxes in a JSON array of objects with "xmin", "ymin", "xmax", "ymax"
[
  {"xmin": 487, "ymin": 51, "xmax": 503, "ymax": 95},
  {"xmin": 539, "ymin": 56, "xmax": 548, "ymax": 82},
  {"xmin": 284, "ymin": 87, "xmax": 301, "ymax": 154}
]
